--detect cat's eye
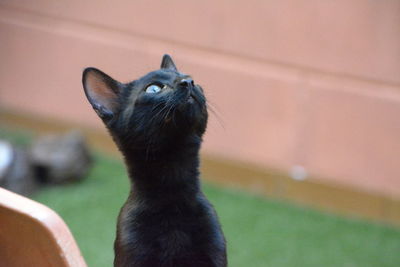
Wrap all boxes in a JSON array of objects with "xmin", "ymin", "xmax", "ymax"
[{"xmin": 145, "ymin": 84, "xmax": 164, "ymax": 94}]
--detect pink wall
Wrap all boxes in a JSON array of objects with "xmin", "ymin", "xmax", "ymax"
[{"xmin": 0, "ymin": 1, "xmax": 399, "ymax": 197}]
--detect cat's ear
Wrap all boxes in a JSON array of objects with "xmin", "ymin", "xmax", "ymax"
[
  {"xmin": 82, "ymin": 67, "xmax": 122, "ymax": 121},
  {"xmin": 160, "ymin": 54, "xmax": 177, "ymax": 71}
]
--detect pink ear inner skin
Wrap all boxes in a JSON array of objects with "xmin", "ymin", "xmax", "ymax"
[{"xmin": 86, "ymin": 72, "xmax": 118, "ymax": 112}]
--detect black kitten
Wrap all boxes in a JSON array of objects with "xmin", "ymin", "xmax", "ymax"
[{"xmin": 82, "ymin": 55, "xmax": 227, "ymax": 267}]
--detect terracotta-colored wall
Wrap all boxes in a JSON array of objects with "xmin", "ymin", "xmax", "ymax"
[{"xmin": 0, "ymin": 1, "xmax": 399, "ymax": 197}]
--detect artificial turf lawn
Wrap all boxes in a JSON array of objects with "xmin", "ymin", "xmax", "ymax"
[{"xmin": 1, "ymin": 128, "xmax": 400, "ymax": 266}]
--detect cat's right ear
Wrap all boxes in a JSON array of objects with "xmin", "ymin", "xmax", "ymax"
[
  {"xmin": 160, "ymin": 54, "xmax": 178, "ymax": 71},
  {"xmin": 82, "ymin": 68, "xmax": 122, "ymax": 121}
]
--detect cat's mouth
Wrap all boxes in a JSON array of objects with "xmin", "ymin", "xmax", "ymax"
[
  {"xmin": 187, "ymin": 95, "xmax": 195, "ymax": 104},
  {"xmin": 186, "ymin": 91, "xmax": 202, "ymax": 105}
]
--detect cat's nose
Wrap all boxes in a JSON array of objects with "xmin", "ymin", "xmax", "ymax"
[{"xmin": 179, "ymin": 78, "xmax": 194, "ymax": 88}]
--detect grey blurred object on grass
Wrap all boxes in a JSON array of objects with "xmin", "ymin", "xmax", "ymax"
[
  {"xmin": 30, "ymin": 131, "xmax": 93, "ymax": 184},
  {"xmin": 0, "ymin": 140, "xmax": 37, "ymax": 196},
  {"xmin": 0, "ymin": 131, "xmax": 93, "ymax": 196}
]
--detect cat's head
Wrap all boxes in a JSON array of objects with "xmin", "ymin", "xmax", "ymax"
[{"xmin": 82, "ymin": 55, "xmax": 208, "ymax": 153}]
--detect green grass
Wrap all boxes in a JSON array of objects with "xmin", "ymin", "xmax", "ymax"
[{"xmin": 1, "ymin": 127, "xmax": 400, "ymax": 266}]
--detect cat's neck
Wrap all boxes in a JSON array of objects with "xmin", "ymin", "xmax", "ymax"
[{"xmin": 119, "ymin": 136, "xmax": 202, "ymax": 201}]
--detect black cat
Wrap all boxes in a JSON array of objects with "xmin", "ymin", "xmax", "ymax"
[{"xmin": 82, "ymin": 55, "xmax": 227, "ymax": 267}]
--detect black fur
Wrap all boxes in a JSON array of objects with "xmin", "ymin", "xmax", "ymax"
[{"xmin": 82, "ymin": 55, "xmax": 227, "ymax": 267}]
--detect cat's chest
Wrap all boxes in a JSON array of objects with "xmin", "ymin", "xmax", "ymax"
[{"xmin": 117, "ymin": 198, "xmax": 209, "ymax": 246}]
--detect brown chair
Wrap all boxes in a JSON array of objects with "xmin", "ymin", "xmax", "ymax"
[{"xmin": 0, "ymin": 188, "xmax": 87, "ymax": 267}]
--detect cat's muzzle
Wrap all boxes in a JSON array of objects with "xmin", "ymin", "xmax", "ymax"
[{"xmin": 177, "ymin": 78, "xmax": 199, "ymax": 105}]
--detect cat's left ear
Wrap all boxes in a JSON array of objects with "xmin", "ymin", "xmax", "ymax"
[
  {"xmin": 160, "ymin": 54, "xmax": 177, "ymax": 71},
  {"xmin": 82, "ymin": 67, "xmax": 122, "ymax": 121}
]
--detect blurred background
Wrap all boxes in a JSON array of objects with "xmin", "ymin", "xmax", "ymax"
[{"xmin": 0, "ymin": 1, "xmax": 399, "ymax": 266}]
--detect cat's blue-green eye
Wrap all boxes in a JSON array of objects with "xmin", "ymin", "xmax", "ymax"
[{"xmin": 145, "ymin": 84, "xmax": 163, "ymax": 94}]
